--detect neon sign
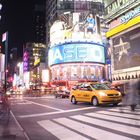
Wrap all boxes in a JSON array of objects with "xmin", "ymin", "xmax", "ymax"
[{"xmin": 23, "ymin": 51, "xmax": 29, "ymax": 72}]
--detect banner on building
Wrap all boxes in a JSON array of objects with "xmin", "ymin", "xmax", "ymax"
[{"xmin": 112, "ymin": 27, "xmax": 140, "ymax": 70}]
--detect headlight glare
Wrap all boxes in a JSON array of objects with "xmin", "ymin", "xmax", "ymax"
[
  {"xmin": 118, "ymin": 92, "xmax": 121, "ymax": 96},
  {"xmin": 99, "ymin": 92, "xmax": 107, "ymax": 96}
]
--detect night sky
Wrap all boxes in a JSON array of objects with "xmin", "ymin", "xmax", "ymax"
[{"xmin": 0, "ymin": 0, "xmax": 35, "ymax": 58}]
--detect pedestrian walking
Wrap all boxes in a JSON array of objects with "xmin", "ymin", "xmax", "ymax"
[{"xmin": 127, "ymin": 79, "xmax": 140, "ymax": 111}]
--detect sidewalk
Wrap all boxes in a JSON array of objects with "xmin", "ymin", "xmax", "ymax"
[
  {"xmin": 0, "ymin": 93, "xmax": 54, "ymax": 140},
  {"xmin": 0, "ymin": 111, "xmax": 28, "ymax": 140}
]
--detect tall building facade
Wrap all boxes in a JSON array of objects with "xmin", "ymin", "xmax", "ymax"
[
  {"xmin": 46, "ymin": 0, "xmax": 107, "ymax": 84},
  {"xmin": 104, "ymin": 0, "xmax": 140, "ymax": 82},
  {"xmin": 46, "ymin": 0, "xmax": 57, "ymax": 48},
  {"xmin": 23, "ymin": 43, "xmax": 46, "ymax": 86},
  {"xmin": 33, "ymin": 2, "xmax": 46, "ymax": 44}
]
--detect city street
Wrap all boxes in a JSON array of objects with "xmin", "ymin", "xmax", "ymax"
[
  {"xmin": 8, "ymin": 95, "xmax": 140, "ymax": 140},
  {"xmin": 1, "ymin": 1, "xmax": 140, "ymax": 140}
]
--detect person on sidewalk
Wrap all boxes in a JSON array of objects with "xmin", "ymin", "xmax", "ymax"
[{"xmin": 127, "ymin": 79, "xmax": 140, "ymax": 111}]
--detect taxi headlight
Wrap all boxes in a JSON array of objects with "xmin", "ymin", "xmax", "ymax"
[
  {"xmin": 99, "ymin": 92, "xmax": 107, "ymax": 96},
  {"xmin": 6, "ymin": 91, "xmax": 11, "ymax": 95},
  {"xmin": 118, "ymin": 92, "xmax": 121, "ymax": 96}
]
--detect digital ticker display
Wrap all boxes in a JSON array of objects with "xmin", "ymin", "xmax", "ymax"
[{"xmin": 48, "ymin": 42, "xmax": 105, "ymax": 66}]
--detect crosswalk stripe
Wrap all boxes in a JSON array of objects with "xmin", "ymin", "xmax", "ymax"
[
  {"xmin": 109, "ymin": 108, "xmax": 140, "ymax": 115},
  {"xmin": 54, "ymin": 118, "xmax": 134, "ymax": 140},
  {"xmin": 96, "ymin": 110, "xmax": 140, "ymax": 120},
  {"xmin": 38, "ymin": 120, "xmax": 89, "ymax": 140},
  {"xmin": 124, "ymin": 108, "xmax": 140, "ymax": 111},
  {"xmin": 85, "ymin": 112, "xmax": 140, "ymax": 126},
  {"xmin": 71, "ymin": 115, "xmax": 140, "ymax": 136},
  {"xmin": 122, "ymin": 106, "xmax": 140, "ymax": 111}
]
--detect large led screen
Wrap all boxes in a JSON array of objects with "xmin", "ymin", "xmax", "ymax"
[
  {"xmin": 57, "ymin": 0, "xmax": 103, "ymax": 12},
  {"xmin": 112, "ymin": 27, "xmax": 140, "ymax": 70},
  {"xmin": 48, "ymin": 42, "xmax": 105, "ymax": 66},
  {"xmin": 50, "ymin": 12, "xmax": 103, "ymax": 46}
]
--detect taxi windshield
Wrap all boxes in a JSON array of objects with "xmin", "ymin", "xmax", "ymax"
[{"xmin": 91, "ymin": 83, "xmax": 111, "ymax": 90}]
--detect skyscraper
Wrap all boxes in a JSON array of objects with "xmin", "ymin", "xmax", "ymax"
[
  {"xmin": 33, "ymin": 2, "xmax": 46, "ymax": 44},
  {"xmin": 0, "ymin": 0, "xmax": 46, "ymax": 58}
]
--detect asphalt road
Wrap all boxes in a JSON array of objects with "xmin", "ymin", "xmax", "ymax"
[{"xmin": 10, "ymin": 95, "xmax": 140, "ymax": 140}]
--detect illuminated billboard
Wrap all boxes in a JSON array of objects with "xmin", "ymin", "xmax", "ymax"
[
  {"xmin": 112, "ymin": 27, "xmax": 140, "ymax": 70},
  {"xmin": 57, "ymin": 0, "xmax": 103, "ymax": 12},
  {"xmin": 23, "ymin": 50, "xmax": 29, "ymax": 72},
  {"xmin": 50, "ymin": 12, "xmax": 102, "ymax": 46},
  {"xmin": 48, "ymin": 42, "xmax": 105, "ymax": 66},
  {"xmin": 104, "ymin": 0, "xmax": 136, "ymax": 20},
  {"xmin": 42, "ymin": 69, "xmax": 50, "ymax": 83}
]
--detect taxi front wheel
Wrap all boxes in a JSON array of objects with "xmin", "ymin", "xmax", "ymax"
[
  {"xmin": 71, "ymin": 96, "xmax": 77, "ymax": 104},
  {"xmin": 92, "ymin": 97, "xmax": 99, "ymax": 106},
  {"xmin": 113, "ymin": 103, "xmax": 118, "ymax": 106}
]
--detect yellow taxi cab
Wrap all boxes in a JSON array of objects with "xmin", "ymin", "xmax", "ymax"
[{"xmin": 70, "ymin": 82, "xmax": 122, "ymax": 106}]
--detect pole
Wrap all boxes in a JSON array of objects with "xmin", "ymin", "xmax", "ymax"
[{"xmin": 4, "ymin": 32, "xmax": 8, "ymax": 94}]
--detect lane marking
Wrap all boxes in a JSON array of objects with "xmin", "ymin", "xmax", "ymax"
[
  {"xmin": 71, "ymin": 115, "xmax": 140, "ymax": 136},
  {"xmin": 10, "ymin": 95, "xmax": 55, "ymax": 100},
  {"xmin": 24, "ymin": 100, "xmax": 64, "ymax": 111},
  {"xmin": 54, "ymin": 118, "xmax": 134, "ymax": 140},
  {"xmin": 17, "ymin": 102, "xmax": 32, "ymax": 105},
  {"xmin": 38, "ymin": 120, "xmax": 89, "ymax": 140},
  {"xmin": 18, "ymin": 106, "xmax": 96, "ymax": 118}
]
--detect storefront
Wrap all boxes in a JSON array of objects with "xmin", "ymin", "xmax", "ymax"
[
  {"xmin": 51, "ymin": 63, "xmax": 104, "ymax": 81},
  {"xmin": 106, "ymin": 3, "xmax": 140, "ymax": 81}
]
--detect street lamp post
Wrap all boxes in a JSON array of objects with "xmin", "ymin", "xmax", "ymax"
[
  {"xmin": 2, "ymin": 32, "xmax": 8, "ymax": 94},
  {"xmin": 0, "ymin": 3, "xmax": 2, "ymax": 20}
]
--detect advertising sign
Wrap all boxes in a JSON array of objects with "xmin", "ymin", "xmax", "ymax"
[
  {"xmin": 57, "ymin": 0, "xmax": 103, "ymax": 12},
  {"xmin": 105, "ymin": 0, "xmax": 136, "ymax": 19},
  {"xmin": 42, "ymin": 70, "xmax": 50, "ymax": 83},
  {"xmin": 23, "ymin": 51, "xmax": 29, "ymax": 72},
  {"xmin": 34, "ymin": 58, "xmax": 40, "ymax": 67},
  {"xmin": 120, "ymin": 6, "xmax": 140, "ymax": 24},
  {"xmin": 48, "ymin": 42, "xmax": 105, "ymax": 66},
  {"xmin": 50, "ymin": 12, "xmax": 102, "ymax": 46},
  {"xmin": 112, "ymin": 27, "xmax": 140, "ymax": 70}
]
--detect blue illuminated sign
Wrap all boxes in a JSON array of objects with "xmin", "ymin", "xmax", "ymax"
[
  {"xmin": 48, "ymin": 42, "xmax": 105, "ymax": 66},
  {"xmin": 120, "ymin": 6, "xmax": 140, "ymax": 23}
]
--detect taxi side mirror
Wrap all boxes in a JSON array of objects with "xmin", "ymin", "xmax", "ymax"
[
  {"xmin": 86, "ymin": 87, "xmax": 92, "ymax": 91},
  {"xmin": 88, "ymin": 88, "xmax": 92, "ymax": 91},
  {"xmin": 72, "ymin": 86, "xmax": 77, "ymax": 90}
]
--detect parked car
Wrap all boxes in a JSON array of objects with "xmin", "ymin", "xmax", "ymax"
[
  {"xmin": 55, "ymin": 89, "xmax": 70, "ymax": 98},
  {"xmin": 70, "ymin": 82, "xmax": 122, "ymax": 106}
]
